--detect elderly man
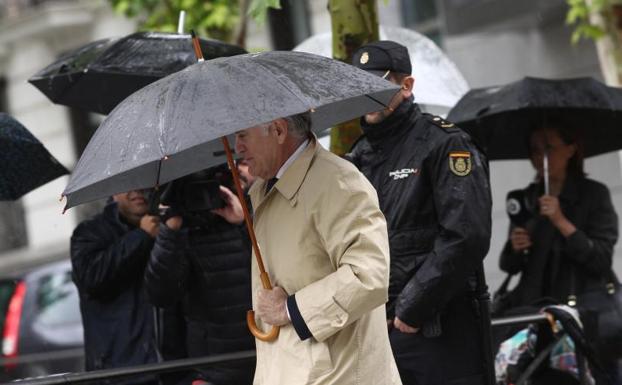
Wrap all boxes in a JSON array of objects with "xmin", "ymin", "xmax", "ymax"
[{"xmin": 232, "ymin": 113, "xmax": 401, "ymax": 385}]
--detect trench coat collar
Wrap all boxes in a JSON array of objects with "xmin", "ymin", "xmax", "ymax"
[{"xmin": 249, "ymin": 135, "xmax": 318, "ymax": 205}]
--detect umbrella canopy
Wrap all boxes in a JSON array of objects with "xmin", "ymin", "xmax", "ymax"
[
  {"xmin": 0, "ymin": 113, "xmax": 68, "ymax": 200},
  {"xmin": 63, "ymin": 51, "xmax": 400, "ymax": 209},
  {"xmin": 447, "ymin": 77, "xmax": 622, "ymax": 160},
  {"xmin": 294, "ymin": 25, "xmax": 469, "ymax": 109},
  {"xmin": 29, "ymin": 31, "xmax": 246, "ymax": 115}
]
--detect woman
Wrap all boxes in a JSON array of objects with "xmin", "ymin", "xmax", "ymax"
[
  {"xmin": 498, "ymin": 120, "xmax": 619, "ymax": 383},
  {"xmin": 500, "ymin": 121, "xmax": 618, "ymax": 307}
]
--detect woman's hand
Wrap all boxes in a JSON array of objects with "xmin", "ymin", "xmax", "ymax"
[
  {"xmin": 539, "ymin": 195, "xmax": 577, "ymax": 237},
  {"xmin": 510, "ymin": 227, "xmax": 532, "ymax": 253}
]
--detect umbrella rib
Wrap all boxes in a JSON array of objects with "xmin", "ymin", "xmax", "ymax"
[
  {"xmin": 253, "ymin": 60, "xmax": 310, "ymax": 110},
  {"xmin": 365, "ymin": 94, "xmax": 391, "ymax": 108}
]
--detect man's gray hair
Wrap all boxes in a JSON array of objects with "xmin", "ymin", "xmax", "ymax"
[{"xmin": 284, "ymin": 112, "xmax": 312, "ymax": 140}]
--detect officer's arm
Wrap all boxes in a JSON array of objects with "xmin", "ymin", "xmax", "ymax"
[{"xmin": 395, "ymin": 132, "xmax": 492, "ymax": 327}]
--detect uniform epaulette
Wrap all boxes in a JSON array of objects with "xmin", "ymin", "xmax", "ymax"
[{"xmin": 425, "ymin": 114, "xmax": 458, "ymax": 132}]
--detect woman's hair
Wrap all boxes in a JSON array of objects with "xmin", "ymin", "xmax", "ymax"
[{"xmin": 528, "ymin": 113, "xmax": 585, "ymax": 177}]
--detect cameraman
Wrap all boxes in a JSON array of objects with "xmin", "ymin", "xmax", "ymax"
[
  {"xmin": 70, "ymin": 189, "xmax": 159, "ymax": 383},
  {"xmin": 144, "ymin": 163, "xmax": 255, "ymax": 385}
]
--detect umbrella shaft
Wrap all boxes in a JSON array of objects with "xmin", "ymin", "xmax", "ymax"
[{"xmin": 543, "ymin": 153, "xmax": 549, "ymax": 195}]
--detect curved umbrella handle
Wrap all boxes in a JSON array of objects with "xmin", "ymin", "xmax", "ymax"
[
  {"xmin": 247, "ymin": 310, "xmax": 280, "ymax": 342},
  {"xmin": 246, "ymin": 271, "xmax": 280, "ymax": 341},
  {"xmin": 220, "ymin": 136, "xmax": 280, "ymax": 342}
]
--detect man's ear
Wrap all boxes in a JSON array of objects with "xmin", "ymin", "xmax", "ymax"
[
  {"xmin": 401, "ymin": 76, "xmax": 415, "ymax": 98},
  {"xmin": 273, "ymin": 118, "xmax": 289, "ymax": 144}
]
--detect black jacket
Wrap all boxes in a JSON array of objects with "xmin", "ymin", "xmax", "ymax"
[
  {"xmin": 500, "ymin": 177, "xmax": 618, "ymax": 306},
  {"xmin": 70, "ymin": 203, "xmax": 158, "ymax": 372},
  {"xmin": 347, "ymin": 100, "xmax": 492, "ymax": 328},
  {"xmin": 144, "ymin": 215, "xmax": 255, "ymax": 385}
]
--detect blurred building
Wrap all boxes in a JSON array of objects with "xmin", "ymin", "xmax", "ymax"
[{"xmin": 0, "ymin": 0, "xmax": 620, "ymax": 291}]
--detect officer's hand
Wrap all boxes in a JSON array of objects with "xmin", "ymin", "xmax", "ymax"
[
  {"xmin": 393, "ymin": 317, "xmax": 419, "ymax": 334},
  {"xmin": 256, "ymin": 287, "xmax": 290, "ymax": 327},
  {"xmin": 140, "ymin": 215, "xmax": 160, "ymax": 238},
  {"xmin": 165, "ymin": 216, "xmax": 183, "ymax": 231},
  {"xmin": 510, "ymin": 227, "xmax": 532, "ymax": 253},
  {"xmin": 212, "ymin": 186, "xmax": 244, "ymax": 225}
]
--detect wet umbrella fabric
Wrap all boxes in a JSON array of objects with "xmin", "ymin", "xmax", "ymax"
[
  {"xmin": 0, "ymin": 113, "xmax": 68, "ymax": 200},
  {"xmin": 447, "ymin": 77, "xmax": 622, "ymax": 160},
  {"xmin": 62, "ymin": 51, "xmax": 400, "ymax": 209},
  {"xmin": 29, "ymin": 32, "xmax": 246, "ymax": 115}
]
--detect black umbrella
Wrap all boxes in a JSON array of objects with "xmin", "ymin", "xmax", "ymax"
[
  {"xmin": 447, "ymin": 77, "xmax": 622, "ymax": 160},
  {"xmin": 0, "ymin": 113, "xmax": 68, "ymax": 200},
  {"xmin": 62, "ymin": 50, "xmax": 400, "ymax": 209},
  {"xmin": 28, "ymin": 31, "xmax": 246, "ymax": 115}
]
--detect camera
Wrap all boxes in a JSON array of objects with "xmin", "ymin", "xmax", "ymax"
[{"xmin": 151, "ymin": 163, "xmax": 234, "ymax": 224}]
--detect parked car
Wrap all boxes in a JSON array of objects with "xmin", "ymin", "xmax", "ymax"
[{"xmin": 0, "ymin": 259, "xmax": 84, "ymax": 380}]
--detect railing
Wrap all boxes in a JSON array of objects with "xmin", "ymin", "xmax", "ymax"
[
  {"xmin": 0, "ymin": 313, "xmax": 556, "ymax": 385},
  {"xmin": 2, "ymin": 350, "xmax": 256, "ymax": 385}
]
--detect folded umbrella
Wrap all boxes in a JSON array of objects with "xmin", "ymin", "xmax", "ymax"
[
  {"xmin": 29, "ymin": 31, "xmax": 246, "ymax": 115},
  {"xmin": 447, "ymin": 77, "xmax": 622, "ymax": 160},
  {"xmin": 0, "ymin": 113, "xmax": 68, "ymax": 200}
]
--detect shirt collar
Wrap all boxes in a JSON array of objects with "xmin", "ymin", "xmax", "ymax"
[{"xmin": 276, "ymin": 139, "xmax": 309, "ymax": 179}]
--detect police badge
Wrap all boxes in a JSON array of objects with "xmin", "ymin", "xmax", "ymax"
[{"xmin": 448, "ymin": 151, "xmax": 472, "ymax": 176}]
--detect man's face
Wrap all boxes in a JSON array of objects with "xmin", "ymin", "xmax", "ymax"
[
  {"xmin": 113, "ymin": 190, "xmax": 148, "ymax": 221},
  {"xmin": 236, "ymin": 159, "xmax": 255, "ymax": 189},
  {"xmin": 364, "ymin": 73, "xmax": 414, "ymax": 125},
  {"xmin": 234, "ymin": 123, "xmax": 281, "ymax": 180}
]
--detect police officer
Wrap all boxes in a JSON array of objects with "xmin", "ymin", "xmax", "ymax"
[{"xmin": 347, "ymin": 41, "xmax": 493, "ymax": 385}]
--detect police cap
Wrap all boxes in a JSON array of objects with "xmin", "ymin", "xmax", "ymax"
[{"xmin": 351, "ymin": 40, "xmax": 412, "ymax": 78}]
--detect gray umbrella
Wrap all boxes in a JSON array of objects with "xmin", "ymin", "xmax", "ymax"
[{"xmin": 63, "ymin": 51, "xmax": 399, "ymax": 209}]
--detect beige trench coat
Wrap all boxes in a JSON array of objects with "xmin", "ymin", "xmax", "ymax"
[{"xmin": 249, "ymin": 139, "xmax": 401, "ymax": 385}]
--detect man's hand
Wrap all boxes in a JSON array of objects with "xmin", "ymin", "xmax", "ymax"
[
  {"xmin": 256, "ymin": 287, "xmax": 290, "ymax": 326},
  {"xmin": 165, "ymin": 216, "xmax": 183, "ymax": 231},
  {"xmin": 212, "ymin": 186, "xmax": 244, "ymax": 225},
  {"xmin": 393, "ymin": 317, "xmax": 419, "ymax": 334},
  {"xmin": 140, "ymin": 215, "xmax": 160, "ymax": 238},
  {"xmin": 510, "ymin": 227, "xmax": 532, "ymax": 253}
]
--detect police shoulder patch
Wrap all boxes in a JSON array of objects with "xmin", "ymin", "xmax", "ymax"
[{"xmin": 448, "ymin": 151, "xmax": 472, "ymax": 176}]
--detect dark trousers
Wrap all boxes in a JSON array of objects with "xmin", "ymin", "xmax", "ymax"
[{"xmin": 389, "ymin": 298, "xmax": 485, "ymax": 385}]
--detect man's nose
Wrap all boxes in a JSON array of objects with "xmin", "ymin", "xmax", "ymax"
[{"xmin": 234, "ymin": 140, "xmax": 243, "ymax": 155}]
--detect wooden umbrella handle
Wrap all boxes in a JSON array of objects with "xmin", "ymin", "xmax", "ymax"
[
  {"xmin": 190, "ymin": 32, "xmax": 278, "ymax": 342},
  {"xmin": 221, "ymin": 137, "xmax": 279, "ymax": 342}
]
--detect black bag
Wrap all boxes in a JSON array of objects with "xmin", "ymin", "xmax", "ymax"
[
  {"xmin": 571, "ymin": 270, "xmax": 622, "ymax": 359},
  {"xmin": 492, "ymin": 273, "xmax": 518, "ymax": 317}
]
